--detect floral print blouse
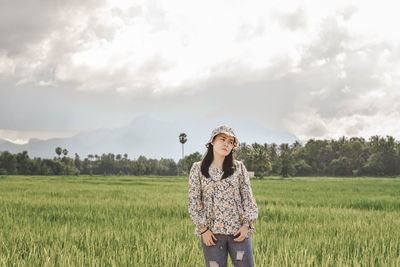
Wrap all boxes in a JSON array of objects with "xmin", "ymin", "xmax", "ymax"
[{"xmin": 188, "ymin": 160, "xmax": 258, "ymax": 237}]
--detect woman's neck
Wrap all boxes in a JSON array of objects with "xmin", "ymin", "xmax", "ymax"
[{"xmin": 211, "ymin": 153, "xmax": 225, "ymax": 168}]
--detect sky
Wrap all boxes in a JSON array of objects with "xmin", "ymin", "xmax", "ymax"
[{"xmin": 1, "ymin": 0, "xmax": 400, "ymax": 145}]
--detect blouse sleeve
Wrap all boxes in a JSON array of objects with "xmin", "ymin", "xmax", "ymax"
[
  {"xmin": 188, "ymin": 162, "xmax": 207, "ymax": 235},
  {"xmin": 239, "ymin": 161, "xmax": 258, "ymax": 227}
]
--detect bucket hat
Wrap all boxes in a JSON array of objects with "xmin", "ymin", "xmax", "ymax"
[{"xmin": 205, "ymin": 124, "xmax": 240, "ymax": 150}]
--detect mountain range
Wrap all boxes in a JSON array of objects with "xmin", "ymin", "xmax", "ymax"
[{"xmin": 0, "ymin": 115, "xmax": 298, "ymax": 162}]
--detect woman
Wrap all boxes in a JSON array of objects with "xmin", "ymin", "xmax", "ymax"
[{"xmin": 188, "ymin": 124, "xmax": 258, "ymax": 267}]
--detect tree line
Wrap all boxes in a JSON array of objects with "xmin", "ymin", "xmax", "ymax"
[
  {"xmin": 0, "ymin": 135, "xmax": 399, "ymax": 177},
  {"xmin": 236, "ymin": 135, "xmax": 400, "ymax": 177}
]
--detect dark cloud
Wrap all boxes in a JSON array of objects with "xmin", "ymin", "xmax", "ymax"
[
  {"xmin": 0, "ymin": 77, "xmax": 134, "ymax": 131},
  {"xmin": 0, "ymin": 0, "xmax": 106, "ymax": 56}
]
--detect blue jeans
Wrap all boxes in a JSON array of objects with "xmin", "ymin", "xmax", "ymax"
[{"xmin": 201, "ymin": 234, "xmax": 255, "ymax": 267}]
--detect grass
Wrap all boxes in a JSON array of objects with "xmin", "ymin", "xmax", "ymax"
[{"xmin": 0, "ymin": 175, "xmax": 399, "ymax": 266}]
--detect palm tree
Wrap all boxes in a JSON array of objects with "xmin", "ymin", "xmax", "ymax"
[
  {"xmin": 291, "ymin": 140, "xmax": 302, "ymax": 151},
  {"xmin": 249, "ymin": 143, "xmax": 271, "ymax": 177},
  {"xmin": 269, "ymin": 143, "xmax": 279, "ymax": 174},
  {"xmin": 55, "ymin": 147, "xmax": 62, "ymax": 159},
  {"xmin": 279, "ymin": 143, "xmax": 294, "ymax": 177},
  {"xmin": 62, "ymin": 148, "xmax": 68, "ymax": 157},
  {"xmin": 179, "ymin": 133, "xmax": 187, "ymax": 159}
]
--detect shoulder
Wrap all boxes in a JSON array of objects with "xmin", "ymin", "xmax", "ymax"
[
  {"xmin": 191, "ymin": 160, "xmax": 201, "ymax": 166},
  {"xmin": 191, "ymin": 161, "xmax": 202, "ymax": 171},
  {"xmin": 189, "ymin": 161, "xmax": 202, "ymax": 180},
  {"xmin": 233, "ymin": 160, "xmax": 245, "ymax": 173},
  {"xmin": 234, "ymin": 160, "xmax": 244, "ymax": 168},
  {"xmin": 234, "ymin": 160, "xmax": 248, "ymax": 174},
  {"xmin": 234, "ymin": 159, "xmax": 242, "ymax": 165}
]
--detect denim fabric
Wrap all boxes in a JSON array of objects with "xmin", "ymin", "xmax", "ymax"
[{"xmin": 201, "ymin": 234, "xmax": 255, "ymax": 267}]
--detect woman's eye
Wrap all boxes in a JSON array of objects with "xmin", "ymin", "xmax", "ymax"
[{"xmin": 220, "ymin": 137, "xmax": 233, "ymax": 144}]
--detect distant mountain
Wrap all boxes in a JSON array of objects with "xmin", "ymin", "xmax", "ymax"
[{"xmin": 0, "ymin": 115, "xmax": 298, "ymax": 162}]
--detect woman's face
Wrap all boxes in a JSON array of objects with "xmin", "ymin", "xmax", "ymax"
[{"xmin": 211, "ymin": 133, "xmax": 235, "ymax": 157}]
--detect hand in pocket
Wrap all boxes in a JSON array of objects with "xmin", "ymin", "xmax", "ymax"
[{"xmin": 202, "ymin": 230, "xmax": 218, "ymax": 246}]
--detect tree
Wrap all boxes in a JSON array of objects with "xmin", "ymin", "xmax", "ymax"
[
  {"xmin": 293, "ymin": 159, "xmax": 312, "ymax": 176},
  {"xmin": 347, "ymin": 137, "xmax": 367, "ymax": 175},
  {"xmin": 234, "ymin": 142, "xmax": 252, "ymax": 163},
  {"xmin": 177, "ymin": 152, "xmax": 202, "ymax": 176},
  {"xmin": 74, "ymin": 153, "xmax": 82, "ymax": 172},
  {"xmin": 179, "ymin": 133, "xmax": 187, "ymax": 159},
  {"xmin": 0, "ymin": 151, "xmax": 17, "ymax": 175},
  {"xmin": 329, "ymin": 156, "xmax": 351, "ymax": 176},
  {"xmin": 268, "ymin": 143, "xmax": 279, "ymax": 175},
  {"xmin": 279, "ymin": 143, "xmax": 295, "ymax": 177},
  {"xmin": 362, "ymin": 152, "xmax": 384, "ymax": 176},
  {"xmin": 381, "ymin": 136, "xmax": 398, "ymax": 176},
  {"xmin": 133, "ymin": 155, "xmax": 148, "ymax": 175},
  {"xmin": 62, "ymin": 148, "xmax": 68, "ymax": 157},
  {"xmin": 157, "ymin": 158, "xmax": 178, "ymax": 175},
  {"xmin": 16, "ymin": 150, "xmax": 31, "ymax": 175},
  {"xmin": 290, "ymin": 141, "xmax": 312, "ymax": 176},
  {"xmin": 55, "ymin": 147, "xmax": 62, "ymax": 158},
  {"xmin": 302, "ymin": 139, "xmax": 333, "ymax": 175},
  {"xmin": 361, "ymin": 135, "xmax": 399, "ymax": 176},
  {"xmin": 248, "ymin": 143, "xmax": 271, "ymax": 178},
  {"xmin": 99, "ymin": 153, "xmax": 115, "ymax": 175}
]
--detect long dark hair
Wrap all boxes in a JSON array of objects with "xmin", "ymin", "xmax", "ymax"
[{"xmin": 200, "ymin": 136, "xmax": 237, "ymax": 179}]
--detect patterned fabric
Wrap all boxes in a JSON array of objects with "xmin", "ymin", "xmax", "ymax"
[{"xmin": 188, "ymin": 160, "xmax": 258, "ymax": 237}]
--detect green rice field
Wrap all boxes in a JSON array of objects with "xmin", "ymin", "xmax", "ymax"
[{"xmin": 0, "ymin": 175, "xmax": 399, "ymax": 266}]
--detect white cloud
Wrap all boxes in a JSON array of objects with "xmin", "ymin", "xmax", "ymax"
[{"xmin": 1, "ymin": 0, "xmax": 400, "ymax": 142}]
